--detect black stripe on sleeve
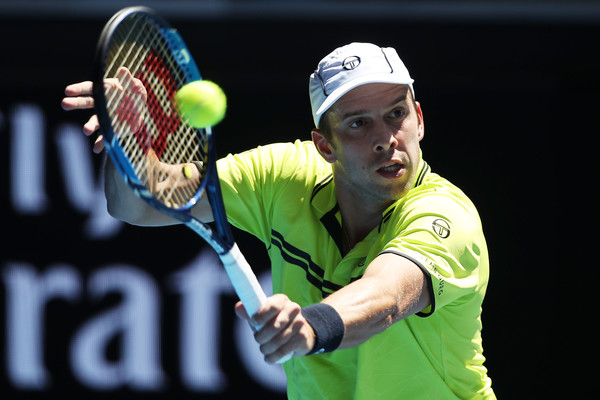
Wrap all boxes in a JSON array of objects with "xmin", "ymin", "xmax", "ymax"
[{"xmin": 378, "ymin": 249, "xmax": 436, "ymax": 317}]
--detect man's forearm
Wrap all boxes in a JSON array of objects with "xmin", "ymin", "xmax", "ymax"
[{"xmin": 103, "ymin": 155, "xmax": 175, "ymax": 226}]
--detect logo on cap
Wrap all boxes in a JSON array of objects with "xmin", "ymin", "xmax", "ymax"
[{"xmin": 342, "ymin": 56, "xmax": 361, "ymax": 70}]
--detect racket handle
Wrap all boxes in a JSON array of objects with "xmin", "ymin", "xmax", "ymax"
[
  {"xmin": 276, "ymin": 352, "xmax": 293, "ymax": 364},
  {"xmin": 219, "ymin": 243, "xmax": 267, "ymax": 318},
  {"xmin": 220, "ymin": 244, "xmax": 294, "ymax": 364}
]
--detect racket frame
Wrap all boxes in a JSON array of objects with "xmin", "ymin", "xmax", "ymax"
[{"xmin": 92, "ymin": 6, "xmax": 266, "ymax": 311}]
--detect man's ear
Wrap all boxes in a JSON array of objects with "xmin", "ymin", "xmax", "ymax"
[
  {"xmin": 415, "ymin": 101, "xmax": 425, "ymax": 141},
  {"xmin": 311, "ymin": 129, "xmax": 336, "ymax": 163}
]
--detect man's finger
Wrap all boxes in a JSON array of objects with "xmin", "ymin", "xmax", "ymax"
[
  {"xmin": 234, "ymin": 301, "xmax": 250, "ymax": 320},
  {"xmin": 64, "ymin": 81, "xmax": 93, "ymax": 97},
  {"xmin": 83, "ymin": 115, "xmax": 100, "ymax": 135},
  {"xmin": 61, "ymin": 96, "xmax": 95, "ymax": 111},
  {"xmin": 93, "ymin": 135, "xmax": 105, "ymax": 154}
]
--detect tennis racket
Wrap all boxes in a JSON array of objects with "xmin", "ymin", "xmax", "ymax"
[{"xmin": 93, "ymin": 6, "xmax": 275, "ymax": 343}]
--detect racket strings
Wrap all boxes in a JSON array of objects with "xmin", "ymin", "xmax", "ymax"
[{"xmin": 102, "ymin": 12, "xmax": 208, "ymax": 209}]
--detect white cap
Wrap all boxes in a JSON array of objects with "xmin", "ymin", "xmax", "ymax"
[{"xmin": 309, "ymin": 42, "xmax": 415, "ymax": 128}]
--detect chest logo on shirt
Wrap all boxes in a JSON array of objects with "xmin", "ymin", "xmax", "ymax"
[{"xmin": 432, "ymin": 218, "xmax": 451, "ymax": 238}]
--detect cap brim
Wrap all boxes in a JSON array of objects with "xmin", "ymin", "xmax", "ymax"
[{"xmin": 315, "ymin": 73, "xmax": 415, "ymax": 122}]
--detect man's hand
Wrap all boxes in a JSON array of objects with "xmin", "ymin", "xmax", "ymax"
[
  {"xmin": 145, "ymin": 149, "xmax": 202, "ymax": 201},
  {"xmin": 61, "ymin": 66, "xmax": 146, "ymax": 154},
  {"xmin": 62, "ymin": 79, "xmax": 103, "ymax": 152},
  {"xmin": 235, "ymin": 294, "xmax": 316, "ymax": 364}
]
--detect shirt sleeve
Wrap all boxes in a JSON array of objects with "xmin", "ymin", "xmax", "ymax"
[
  {"xmin": 215, "ymin": 144, "xmax": 276, "ymax": 244},
  {"xmin": 215, "ymin": 140, "xmax": 320, "ymax": 245},
  {"xmin": 381, "ymin": 183, "xmax": 489, "ymax": 316}
]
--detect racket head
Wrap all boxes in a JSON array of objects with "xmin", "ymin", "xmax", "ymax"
[{"xmin": 93, "ymin": 6, "xmax": 212, "ymax": 214}]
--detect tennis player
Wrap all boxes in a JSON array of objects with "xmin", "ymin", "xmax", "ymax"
[{"xmin": 63, "ymin": 42, "xmax": 495, "ymax": 399}]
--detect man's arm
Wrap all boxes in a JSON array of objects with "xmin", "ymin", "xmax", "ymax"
[
  {"xmin": 323, "ymin": 253, "xmax": 430, "ymax": 349},
  {"xmin": 103, "ymin": 156, "xmax": 175, "ymax": 226},
  {"xmin": 103, "ymin": 146, "xmax": 215, "ymax": 226},
  {"xmin": 236, "ymin": 253, "xmax": 430, "ymax": 363}
]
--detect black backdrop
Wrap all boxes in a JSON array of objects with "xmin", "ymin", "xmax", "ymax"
[{"xmin": 1, "ymin": 3, "xmax": 597, "ymax": 399}]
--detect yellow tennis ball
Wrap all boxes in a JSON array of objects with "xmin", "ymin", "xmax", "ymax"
[{"xmin": 175, "ymin": 80, "xmax": 227, "ymax": 128}]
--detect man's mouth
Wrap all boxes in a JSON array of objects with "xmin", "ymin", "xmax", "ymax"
[{"xmin": 377, "ymin": 162, "xmax": 405, "ymax": 178}]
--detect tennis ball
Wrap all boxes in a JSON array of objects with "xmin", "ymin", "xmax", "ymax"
[{"xmin": 175, "ymin": 80, "xmax": 227, "ymax": 128}]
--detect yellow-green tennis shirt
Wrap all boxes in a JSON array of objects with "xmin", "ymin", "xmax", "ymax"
[{"xmin": 217, "ymin": 140, "xmax": 495, "ymax": 399}]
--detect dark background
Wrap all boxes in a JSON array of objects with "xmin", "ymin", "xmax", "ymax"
[{"xmin": 1, "ymin": 1, "xmax": 597, "ymax": 398}]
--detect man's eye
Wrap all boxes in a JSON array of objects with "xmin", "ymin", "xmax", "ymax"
[
  {"xmin": 350, "ymin": 119, "xmax": 365, "ymax": 128},
  {"xmin": 390, "ymin": 108, "xmax": 406, "ymax": 118}
]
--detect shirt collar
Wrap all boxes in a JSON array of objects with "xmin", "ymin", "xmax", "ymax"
[
  {"xmin": 310, "ymin": 156, "xmax": 430, "ymax": 217},
  {"xmin": 310, "ymin": 173, "xmax": 337, "ymax": 215}
]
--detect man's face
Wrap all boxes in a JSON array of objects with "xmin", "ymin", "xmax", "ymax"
[{"xmin": 314, "ymin": 83, "xmax": 424, "ymax": 208}]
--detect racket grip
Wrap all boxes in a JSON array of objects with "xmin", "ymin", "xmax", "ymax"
[
  {"xmin": 219, "ymin": 243, "xmax": 267, "ymax": 318},
  {"xmin": 276, "ymin": 352, "xmax": 293, "ymax": 364},
  {"xmin": 220, "ymin": 244, "xmax": 294, "ymax": 364}
]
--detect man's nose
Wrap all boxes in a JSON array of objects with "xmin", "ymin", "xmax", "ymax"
[{"xmin": 372, "ymin": 121, "xmax": 399, "ymax": 152}]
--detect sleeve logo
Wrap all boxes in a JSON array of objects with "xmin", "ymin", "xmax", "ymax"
[{"xmin": 432, "ymin": 218, "xmax": 451, "ymax": 238}]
